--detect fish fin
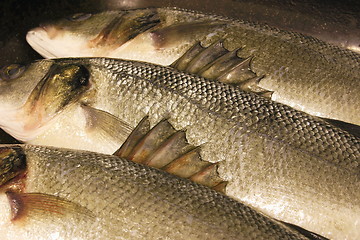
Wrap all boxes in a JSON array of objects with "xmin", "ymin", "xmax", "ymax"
[
  {"xmin": 162, "ymin": 147, "xmax": 210, "ymax": 177},
  {"xmin": 280, "ymin": 221, "xmax": 329, "ymax": 240},
  {"xmin": 6, "ymin": 191, "xmax": 94, "ymax": 222},
  {"xmin": 113, "ymin": 116, "xmax": 150, "ymax": 158},
  {"xmin": 171, "ymin": 42, "xmax": 204, "ymax": 71},
  {"xmin": 215, "ymin": 56, "xmax": 256, "ymax": 84},
  {"xmin": 171, "ymin": 41, "xmax": 272, "ymax": 97},
  {"xmin": 184, "ymin": 40, "xmax": 230, "ymax": 74},
  {"xmin": 89, "ymin": 9, "xmax": 160, "ymax": 48},
  {"xmin": 115, "ymin": 118, "xmax": 227, "ymax": 193},
  {"xmin": 127, "ymin": 119, "xmax": 176, "ymax": 164},
  {"xmin": 150, "ymin": 21, "xmax": 226, "ymax": 49},
  {"xmin": 82, "ymin": 104, "xmax": 133, "ymax": 144},
  {"xmin": 321, "ymin": 117, "xmax": 360, "ymax": 138},
  {"xmin": 189, "ymin": 163, "xmax": 224, "ymax": 188},
  {"xmin": 212, "ymin": 181, "xmax": 228, "ymax": 194},
  {"xmin": 259, "ymin": 90, "xmax": 274, "ymax": 99},
  {"xmin": 146, "ymin": 130, "xmax": 194, "ymax": 168},
  {"xmin": 237, "ymin": 75, "xmax": 273, "ymax": 97}
]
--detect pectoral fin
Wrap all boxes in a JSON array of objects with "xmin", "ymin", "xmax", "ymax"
[
  {"xmin": 82, "ymin": 104, "xmax": 133, "ymax": 144},
  {"xmin": 113, "ymin": 117, "xmax": 227, "ymax": 193},
  {"xmin": 6, "ymin": 191, "xmax": 94, "ymax": 222}
]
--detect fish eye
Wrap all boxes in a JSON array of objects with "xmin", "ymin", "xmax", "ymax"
[
  {"xmin": 67, "ymin": 13, "xmax": 92, "ymax": 22},
  {"xmin": 0, "ymin": 64, "xmax": 26, "ymax": 81},
  {"xmin": 74, "ymin": 65, "xmax": 90, "ymax": 87}
]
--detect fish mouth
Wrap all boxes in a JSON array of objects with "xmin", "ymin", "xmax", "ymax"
[
  {"xmin": 26, "ymin": 28, "xmax": 58, "ymax": 58},
  {"xmin": 26, "ymin": 28, "xmax": 90, "ymax": 59}
]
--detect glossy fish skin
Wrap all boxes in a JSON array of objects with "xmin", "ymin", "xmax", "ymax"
[
  {"xmin": 0, "ymin": 57, "xmax": 358, "ymax": 239},
  {"xmin": 0, "ymin": 144, "xmax": 309, "ymax": 240},
  {"xmin": 26, "ymin": 8, "xmax": 360, "ymax": 125}
]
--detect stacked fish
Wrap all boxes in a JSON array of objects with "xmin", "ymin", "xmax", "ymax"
[{"xmin": 0, "ymin": 7, "xmax": 359, "ymax": 240}]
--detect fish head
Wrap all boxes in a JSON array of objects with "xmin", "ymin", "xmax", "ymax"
[
  {"xmin": 0, "ymin": 145, "xmax": 100, "ymax": 239},
  {"xmin": 0, "ymin": 145, "xmax": 25, "ymax": 228},
  {"xmin": 0, "ymin": 60, "xmax": 92, "ymax": 142},
  {"xmin": 26, "ymin": 9, "xmax": 162, "ymax": 59}
]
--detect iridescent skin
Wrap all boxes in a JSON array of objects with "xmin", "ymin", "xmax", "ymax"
[
  {"xmin": 0, "ymin": 58, "xmax": 358, "ymax": 239},
  {"xmin": 26, "ymin": 8, "xmax": 360, "ymax": 125},
  {"xmin": 0, "ymin": 145, "xmax": 308, "ymax": 240}
]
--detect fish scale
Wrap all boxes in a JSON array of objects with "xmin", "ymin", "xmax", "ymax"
[
  {"xmin": 26, "ymin": 8, "xmax": 360, "ymax": 125},
  {"xmin": 0, "ymin": 57, "xmax": 358, "ymax": 239},
  {"xmin": 100, "ymin": 58, "xmax": 359, "ymax": 167},
  {"xmin": 0, "ymin": 144, "xmax": 310, "ymax": 239},
  {"xmin": 86, "ymin": 58, "xmax": 359, "ymax": 240}
]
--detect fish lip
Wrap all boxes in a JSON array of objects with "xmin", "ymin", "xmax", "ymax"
[{"xmin": 26, "ymin": 29, "xmax": 58, "ymax": 58}]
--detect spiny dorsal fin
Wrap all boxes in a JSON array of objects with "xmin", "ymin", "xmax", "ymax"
[
  {"xmin": 162, "ymin": 147, "xmax": 211, "ymax": 178},
  {"xmin": 113, "ymin": 117, "xmax": 227, "ymax": 193},
  {"xmin": 171, "ymin": 42, "xmax": 204, "ymax": 71},
  {"xmin": 146, "ymin": 130, "xmax": 194, "ymax": 168},
  {"xmin": 126, "ymin": 119, "xmax": 176, "ymax": 164},
  {"xmin": 184, "ymin": 40, "xmax": 229, "ymax": 74},
  {"xmin": 171, "ymin": 41, "xmax": 272, "ymax": 98},
  {"xmin": 114, "ymin": 116, "xmax": 150, "ymax": 158}
]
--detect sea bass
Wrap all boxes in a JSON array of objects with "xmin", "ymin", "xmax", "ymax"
[
  {"xmin": 0, "ymin": 58, "xmax": 358, "ymax": 239},
  {"xmin": 0, "ymin": 144, "xmax": 314, "ymax": 240},
  {"xmin": 26, "ymin": 8, "xmax": 360, "ymax": 125}
]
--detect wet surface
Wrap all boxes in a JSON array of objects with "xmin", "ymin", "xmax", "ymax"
[
  {"xmin": 0, "ymin": 0, "xmax": 359, "ymax": 143},
  {"xmin": 108, "ymin": 0, "xmax": 360, "ymax": 52},
  {"xmin": 0, "ymin": 0, "xmax": 359, "ymax": 67}
]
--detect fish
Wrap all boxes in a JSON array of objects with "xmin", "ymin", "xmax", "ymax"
[
  {"xmin": 25, "ymin": 8, "xmax": 360, "ymax": 125},
  {"xmin": 0, "ymin": 143, "xmax": 316, "ymax": 240},
  {"xmin": 0, "ymin": 57, "xmax": 358, "ymax": 239}
]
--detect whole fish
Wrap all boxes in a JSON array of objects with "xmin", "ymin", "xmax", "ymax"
[
  {"xmin": 0, "ymin": 58, "xmax": 358, "ymax": 239},
  {"xmin": 0, "ymin": 144, "xmax": 315, "ymax": 240},
  {"xmin": 26, "ymin": 8, "xmax": 360, "ymax": 125}
]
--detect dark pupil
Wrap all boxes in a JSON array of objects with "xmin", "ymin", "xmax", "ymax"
[
  {"xmin": 0, "ymin": 64, "xmax": 24, "ymax": 80},
  {"xmin": 7, "ymin": 67, "xmax": 19, "ymax": 76},
  {"xmin": 73, "ymin": 65, "xmax": 90, "ymax": 87}
]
